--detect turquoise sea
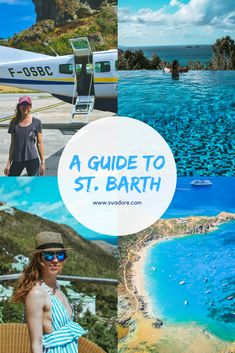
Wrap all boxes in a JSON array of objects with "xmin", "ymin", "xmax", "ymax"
[
  {"xmin": 164, "ymin": 177, "xmax": 235, "ymax": 218},
  {"xmin": 144, "ymin": 177, "xmax": 235, "ymax": 341},
  {"xmin": 121, "ymin": 45, "xmax": 213, "ymax": 66}
]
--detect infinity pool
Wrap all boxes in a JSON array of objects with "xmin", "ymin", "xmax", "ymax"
[{"xmin": 118, "ymin": 70, "xmax": 235, "ymax": 176}]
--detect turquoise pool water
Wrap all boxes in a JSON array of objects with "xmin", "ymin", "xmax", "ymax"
[
  {"xmin": 144, "ymin": 222, "xmax": 235, "ymax": 341},
  {"xmin": 118, "ymin": 70, "xmax": 235, "ymax": 176}
]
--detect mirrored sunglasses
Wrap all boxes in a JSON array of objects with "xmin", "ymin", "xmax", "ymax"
[{"xmin": 41, "ymin": 251, "xmax": 67, "ymax": 262}]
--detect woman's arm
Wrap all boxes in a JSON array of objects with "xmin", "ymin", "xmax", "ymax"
[
  {"xmin": 25, "ymin": 286, "xmax": 45, "ymax": 353},
  {"xmin": 4, "ymin": 135, "xmax": 14, "ymax": 175},
  {"xmin": 37, "ymin": 132, "xmax": 45, "ymax": 176}
]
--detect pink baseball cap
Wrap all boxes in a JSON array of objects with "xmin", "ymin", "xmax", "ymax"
[{"xmin": 19, "ymin": 96, "xmax": 32, "ymax": 105}]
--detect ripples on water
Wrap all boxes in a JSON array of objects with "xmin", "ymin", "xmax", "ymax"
[
  {"xmin": 145, "ymin": 222, "xmax": 235, "ymax": 341},
  {"xmin": 118, "ymin": 70, "xmax": 235, "ymax": 176}
]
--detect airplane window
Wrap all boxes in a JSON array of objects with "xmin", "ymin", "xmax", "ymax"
[
  {"xmin": 75, "ymin": 64, "xmax": 92, "ymax": 74},
  {"xmin": 86, "ymin": 64, "xmax": 93, "ymax": 74},
  {"xmin": 115, "ymin": 60, "xmax": 118, "ymax": 71},
  {"xmin": 59, "ymin": 63, "xmax": 93, "ymax": 74},
  {"xmin": 59, "ymin": 64, "xmax": 73, "ymax": 74},
  {"xmin": 75, "ymin": 64, "xmax": 82, "ymax": 73},
  {"xmin": 95, "ymin": 61, "xmax": 111, "ymax": 73}
]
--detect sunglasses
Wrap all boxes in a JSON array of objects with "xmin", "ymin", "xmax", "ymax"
[
  {"xmin": 20, "ymin": 102, "xmax": 30, "ymax": 107},
  {"xmin": 41, "ymin": 251, "xmax": 67, "ymax": 262}
]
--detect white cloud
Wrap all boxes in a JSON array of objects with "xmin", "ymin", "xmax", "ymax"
[
  {"xmin": 170, "ymin": 0, "xmax": 182, "ymax": 7},
  {"xmin": 17, "ymin": 177, "xmax": 33, "ymax": 187},
  {"xmin": 119, "ymin": 0, "xmax": 235, "ymax": 29},
  {"xmin": 21, "ymin": 200, "xmax": 28, "ymax": 206},
  {"xmin": 0, "ymin": 189, "xmax": 22, "ymax": 203},
  {"xmin": 24, "ymin": 186, "xmax": 31, "ymax": 194},
  {"xmin": 29, "ymin": 201, "xmax": 64, "ymax": 218}
]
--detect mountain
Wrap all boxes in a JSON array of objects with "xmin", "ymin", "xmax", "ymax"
[
  {"xmin": 0, "ymin": 202, "xmax": 117, "ymax": 279},
  {"xmin": 32, "ymin": 0, "xmax": 116, "ymax": 24},
  {"xmin": 0, "ymin": 0, "xmax": 117, "ymax": 55},
  {"xmin": 92, "ymin": 240, "xmax": 117, "ymax": 256}
]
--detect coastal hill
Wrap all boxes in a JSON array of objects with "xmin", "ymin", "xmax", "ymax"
[
  {"xmin": 0, "ymin": 202, "xmax": 117, "ymax": 278},
  {"xmin": 118, "ymin": 213, "xmax": 235, "ymax": 353},
  {"xmin": 119, "ymin": 212, "xmax": 235, "ymax": 271},
  {"xmin": 119, "ymin": 212, "xmax": 235, "ymax": 318},
  {"xmin": 0, "ymin": 0, "xmax": 117, "ymax": 55}
]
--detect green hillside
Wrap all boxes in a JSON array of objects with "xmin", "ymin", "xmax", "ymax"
[
  {"xmin": 0, "ymin": 203, "xmax": 118, "ymax": 352},
  {"xmin": 0, "ymin": 6, "xmax": 117, "ymax": 55},
  {"xmin": 0, "ymin": 202, "xmax": 117, "ymax": 278}
]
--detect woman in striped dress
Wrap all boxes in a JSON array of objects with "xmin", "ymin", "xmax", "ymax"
[{"xmin": 12, "ymin": 231, "xmax": 86, "ymax": 353}]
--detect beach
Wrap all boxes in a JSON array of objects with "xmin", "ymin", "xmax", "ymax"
[{"xmin": 118, "ymin": 213, "xmax": 235, "ymax": 353}]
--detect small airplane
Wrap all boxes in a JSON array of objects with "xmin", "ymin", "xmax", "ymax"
[{"xmin": 0, "ymin": 37, "xmax": 117, "ymax": 119}]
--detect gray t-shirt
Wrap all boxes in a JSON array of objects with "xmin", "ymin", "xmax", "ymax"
[{"xmin": 8, "ymin": 117, "xmax": 42, "ymax": 162}]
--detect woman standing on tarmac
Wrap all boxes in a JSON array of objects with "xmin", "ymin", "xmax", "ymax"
[{"xmin": 4, "ymin": 96, "xmax": 45, "ymax": 176}]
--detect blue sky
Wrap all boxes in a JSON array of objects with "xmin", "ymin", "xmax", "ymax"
[
  {"xmin": 0, "ymin": 0, "xmax": 35, "ymax": 39},
  {"xmin": 119, "ymin": 0, "xmax": 235, "ymax": 46},
  {"xmin": 1, "ymin": 177, "xmax": 234, "ymax": 241},
  {"xmin": 0, "ymin": 177, "xmax": 117, "ymax": 244}
]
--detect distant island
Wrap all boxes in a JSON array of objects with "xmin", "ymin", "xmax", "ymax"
[{"xmin": 119, "ymin": 36, "xmax": 235, "ymax": 71}]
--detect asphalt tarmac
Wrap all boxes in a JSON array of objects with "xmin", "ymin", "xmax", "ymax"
[{"xmin": 0, "ymin": 93, "xmax": 115, "ymax": 176}]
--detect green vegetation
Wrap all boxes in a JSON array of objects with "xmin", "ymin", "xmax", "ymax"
[
  {"xmin": 0, "ymin": 204, "xmax": 117, "ymax": 352},
  {"xmin": 0, "ymin": 205, "xmax": 117, "ymax": 278},
  {"xmin": 212, "ymin": 36, "xmax": 235, "ymax": 70},
  {"xmin": 79, "ymin": 311, "xmax": 117, "ymax": 353},
  {"xmin": 118, "ymin": 50, "xmax": 161, "ymax": 70},
  {"xmin": 0, "ymin": 6, "xmax": 117, "ymax": 55},
  {"xmin": 119, "ymin": 36, "xmax": 235, "ymax": 70}
]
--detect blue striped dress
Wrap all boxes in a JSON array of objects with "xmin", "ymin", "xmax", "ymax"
[{"xmin": 41, "ymin": 282, "xmax": 86, "ymax": 353}]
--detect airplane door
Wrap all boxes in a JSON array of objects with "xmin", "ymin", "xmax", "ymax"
[{"xmin": 69, "ymin": 38, "xmax": 94, "ymax": 97}]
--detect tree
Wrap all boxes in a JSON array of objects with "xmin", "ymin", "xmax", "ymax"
[
  {"xmin": 132, "ymin": 50, "xmax": 150, "ymax": 69},
  {"xmin": 123, "ymin": 50, "xmax": 135, "ymax": 70},
  {"xmin": 212, "ymin": 36, "xmax": 235, "ymax": 70},
  {"xmin": 150, "ymin": 53, "xmax": 161, "ymax": 69}
]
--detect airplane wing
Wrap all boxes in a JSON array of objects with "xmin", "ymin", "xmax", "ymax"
[{"xmin": 0, "ymin": 45, "xmax": 52, "ymax": 63}]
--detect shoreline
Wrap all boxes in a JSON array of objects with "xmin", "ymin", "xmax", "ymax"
[
  {"xmin": 132, "ymin": 237, "xmax": 160, "ymax": 319},
  {"xmin": 119, "ymin": 213, "xmax": 235, "ymax": 352}
]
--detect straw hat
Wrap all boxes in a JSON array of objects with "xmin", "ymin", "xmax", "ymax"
[{"xmin": 32, "ymin": 231, "xmax": 71, "ymax": 253}]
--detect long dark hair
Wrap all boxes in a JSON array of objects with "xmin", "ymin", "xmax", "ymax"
[
  {"xmin": 11, "ymin": 102, "xmax": 32, "ymax": 125},
  {"xmin": 12, "ymin": 253, "xmax": 45, "ymax": 303},
  {"xmin": 11, "ymin": 103, "xmax": 22, "ymax": 124},
  {"xmin": 172, "ymin": 60, "xmax": 179, "ymax": 70}
]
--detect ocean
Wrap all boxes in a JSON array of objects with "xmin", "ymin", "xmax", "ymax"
[
  {"xmin": 144, "ymin": 177, "xmax": 235, "ymax": 341},
  {"xmin": 121, "ymin": 45, "xmax": 213, "ymax": 66},
  {"xmin": 164, "ymin": 177, "xmax": 235, "ymax": 218}
]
